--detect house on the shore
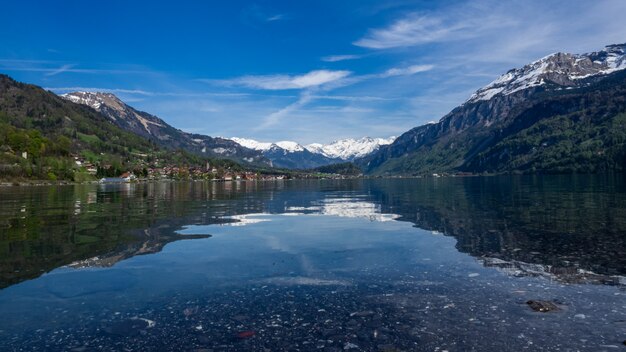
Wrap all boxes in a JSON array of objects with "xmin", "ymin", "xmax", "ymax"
[{"xmin": 99, "ymin": 172, "xmax": 136, "ymax": 183}]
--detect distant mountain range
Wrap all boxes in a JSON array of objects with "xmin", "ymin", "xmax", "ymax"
[
  {"xmin": 230, "ymin": 136, "xmax": 395, "ymax": 169},
  {"xmin": 60, "ymin": 92, "xmax": 393, "ymax": 169},
  {"xmin": 361, "ymin": 43, "xmax": 626, "ymax": 175}
]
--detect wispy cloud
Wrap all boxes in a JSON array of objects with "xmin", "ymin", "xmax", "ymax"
[
  {"xmin": 380, "ymin": 64, "xmax": 434, "ymax": 77},
  {"xmin": 205, "ymin": 63, "xmax": 432, "ymax": 92},
  {"xmin": 321, "ymin": 54, "xmax": 363, "ymax": 62},
  {"xmin": 354, "ymin": 7, "xmax": 514, "ymax": 49},
  {"xmin": 355, "ymin": 15, "xmax": 459, "ymax": 49},
  {"xmin": 0, "ymin": 59, "xmax": 152, "ymax": 76},
  {"xmin": 266, "ymin": 14, "xmax": 286, "ymax": 22},
  {"xmin": 241, "ymin": 5, "xmax": 288, "ymax": 26},
  {"xmin": 310, "ymin": 95, "xmax": 399, "ymax": 102},
  {"xmin": 252, "ymin": 63, "xmax": 433, "ymax": 130},
  {"xmin": 325, "ymin": 63, "xmax": 434, "ymax": 89},
  {"xmin": 257, "ymin": 91, "xmax": 314, "ymax": 129},
  {"xmin": 353, "ymin": 0, "xmax": 626, "ymax": 61},
  {"xmin": 45, "ymin": 64, "xmax": 76, "ymax": 76},
  {"xmin": 201, "ymin": 69, "xmax": 352, "ymax": 90}
]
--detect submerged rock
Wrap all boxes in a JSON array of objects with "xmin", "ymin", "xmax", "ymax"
[
  {"xmin": 343, "ymin": 342, "xmax": 359, "ymax": 349},
  {"xmin": 526, "ymin": 300, "xmax": 560, "ymax": 312},
  {"xmin": 350, "ymin": 310, "xmax": 375, "ymax": 317},
  {"xmin": 236, "ymin": 330, "xmax": 255, "ymax": 339}
]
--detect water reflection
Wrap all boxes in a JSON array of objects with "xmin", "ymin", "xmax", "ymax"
[
  {"xmin": 1, "ymin": 177, "xmax": 626, "ymax": 350},
  {"xmin": 1, "ymin": 176, "xmax": 626, "ymax": 289},
  {"xmin": 287, "ymin": 198, "xmax": 400, "ymax": 222},
  {"xmin": 365, "ymin": 176, "xmax": 626, "ymax": 285}
]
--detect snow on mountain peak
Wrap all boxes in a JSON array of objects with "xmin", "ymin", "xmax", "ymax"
[
  {"xmin": 61, "ymin": 91, "xmax": 126, "ymax": 112},
  {"xmin": 305, "ymin": 143, "xmax": 324, "ymax": 154},
  {"xmin": 467, "ymin": 43, "xmax": 626, "ymax": 104},
  {"xmin": 275, "ymin": 141, "xmax": 305, "ymax": 152},
  {"xmin": 310, "ymin": 136, "xmax": 396, "ymax": 160},
  {"xmin": 229, "ymin": 138, "xmax": 304, "ymax": 153},
  {"xmin": 60, "ymin": 91, "xmax": 164, "ymax": 134},
  {"xmin": 228, "ymin": 136, "xmax": 396, "ymax": 160},
  {"xmin": 229, "ymin": 137, "xmax": 274, "ymax": 151}
]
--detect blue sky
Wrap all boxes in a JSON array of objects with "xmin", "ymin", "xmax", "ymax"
[{"xmin": 2, "ymin": 0, "xmax": 626, "ymax": 144}]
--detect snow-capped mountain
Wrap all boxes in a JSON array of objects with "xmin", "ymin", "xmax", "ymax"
[
  {"xmin": 62, "ymin": 92, "xmax": 166, "ymax": 135},
  {"xmin": 227, "ymin": 136, "xmax": 395, "ymax": 169},
  {"xmin": 62, "ymin": 91, "xmax": 109, "ymax": 110},
  {"xmin": 230, "ymin": 137, "xmax": 274, "ymax": 151},
  {"xmin": 306, "ymin": 136, "xmax": 396, "ymax": 160},
  {"xmin": 468, "ymin": 43, "xmax": 626, "ymax": 103},
  {"xmin": 227, "ymin": 137, "xmax": 338, "ymax": 168},
  {"xmin": 230, "ymin": 136, "xmax": 395, "ymax": 160},
  {"xmin": 362, "ymin": 42, "xmax": 626, "ymax": 175},
  {"xmin": 229, "ymin": 138, "xmax": 307, "ymax": 153},
  {"xmin": 275, "ymin": 141, "xmax": 305, "ymax": 153},
  {"xmin": 61, "ymin": 92, "xmax": 268, "ymax": 164}
]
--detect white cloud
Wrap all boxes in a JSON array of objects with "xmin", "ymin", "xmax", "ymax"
[
  {"xmin": 321, "ymin": 54, "xmax": 362, "ymax": 62},
  {"xmin": 354, "ymin": 0, "xmax": 626, "ymax": 58},
  {"xmin": 210, "ymin": 62, "xmax": 433, "ymax": 132},
  {"xmin": 205, "ymin": 70, "xmax": 352, "ymax": 90},
  {"xmin": 266, "ymin": 14, "xmax": 285, "ymax": 22},
  {"xmin": 380, "ymin": 64, "xmax": 434, "ymax": 77},
  {"xmin": 352, "ymin": 9, "xmax": 511, "ymax": 50},
  {"xmin": 291, "ymin": 70, "xmax": 350, "ymax": 88},
  {"xmin": 354, "ymin": 15, "xmax": 461, "ymax": 49}
]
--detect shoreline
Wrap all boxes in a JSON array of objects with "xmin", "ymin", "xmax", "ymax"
[{"xmin": 2, "ymin": 172, "xmax": 624, "ymax": 188}]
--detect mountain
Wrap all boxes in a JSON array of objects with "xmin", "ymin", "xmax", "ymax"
[
  {"xmin": 362, "ymin": 43, "xmax": 626, "ymax": 175},
  {"xmin": 0, "ymin": 74, "xmax": 157, "ymax": 180},
  {"xmin": 305, "ymin": 136, "xmax": 396, "ymax": 160},
  {"xmin": 467, "ymin": 44, "xmax": 626, "ymax": 103},
  {"xmin": 230, "ymin": 137, "xmax": 341, "ymax": 169},
  {"xmin": 0, "ymin": 74, "xmax": 245, "ymax": 181},
  {"xmin": 230, "ymin": 137, "xmax": 305, "ymax": 153},
  {"xmin": 61, "ymin": 92, "xmax": 268, "ymax": 165},
  {"xmin": 229, "ymin": 136, "xmax": 395, "ymax": 169}
]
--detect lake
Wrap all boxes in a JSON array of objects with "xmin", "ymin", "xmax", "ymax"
[{"xmin": 1, "ymin": 176, "xmax": 625, "ymax": 351}]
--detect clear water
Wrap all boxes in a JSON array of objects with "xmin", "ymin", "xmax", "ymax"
[{"xmin": 1, "ymin": 176, "xmax": 625, "ymax": 351}]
